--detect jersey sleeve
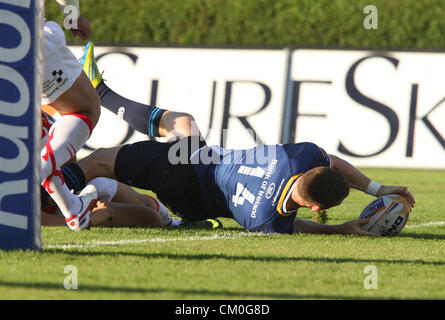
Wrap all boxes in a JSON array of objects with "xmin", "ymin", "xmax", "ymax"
[
  {"xmin": 313, "ymin": 144, "xmax": 331, "ymax": 168},
  {"xmin": 283, "ymin": 142, "xmax": 331, "ymax": 169},
  {"xmin": 255, "ymin": 214, "xmax": 296, "ymax": 234}
]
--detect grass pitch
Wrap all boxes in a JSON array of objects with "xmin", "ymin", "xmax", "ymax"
[{"xmin": 1, "ymin": 168, "xmax": 444, "ymax": 300}]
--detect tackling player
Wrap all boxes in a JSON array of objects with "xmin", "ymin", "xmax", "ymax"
[
  {"xmin": 40, "ymin": 111, "xmax": 184, "ymax": 229},
  {"xmin": 40, "ymin": 1, "xmax": 101, "ymax": 230},
  {"xmin": 41, "ymin": 174, "xmax": 182, "ymax": 228}
]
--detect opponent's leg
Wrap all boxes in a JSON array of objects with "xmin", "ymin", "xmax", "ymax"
[
  {"xmin": 96, "ymin": 81, "xmax": 167, "ymax": 138},
  {"xmin": 81, "ymin": 42, "xmax": 203, "ymax": 141},
  {"xmin": 81, "ymin": 42, "xmax": 166, "ymax": 137},
  {"xmin": 41, "ymin": 74, "xmax": 99, "ymax": 181}
]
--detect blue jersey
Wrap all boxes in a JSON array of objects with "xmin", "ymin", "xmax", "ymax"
[{"xmin": 191, "ymin": 142, "xmax": 331, "ymax": 234}]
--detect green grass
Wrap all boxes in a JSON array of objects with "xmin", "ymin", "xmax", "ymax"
[
  {"xmin": 45, "ymin": 0, "xmax": 445, "ymax": 49},
  {"xmin": 1, "ymin": 168, "xmax": 445, "ymax": 300}
]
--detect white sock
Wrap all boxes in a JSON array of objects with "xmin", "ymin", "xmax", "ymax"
[
  {"xmin": 159, "ymin": 203, "xmax": 182, "ymax": 227},
  {"xmin": 42, "ymin": 168, "xmax": 82, "ymax": 219},
  {"xmin": 169, "ymin": 218, "xmax": 183, "ymax": 227},
  {"xmin": 41, "ymin": 113, "xmax": 92, "ymax": 183},
  {"xmin": 41, "ymin": 113, "xmax": 93, "ymax": 218},
  {"xmin": 147, "ymin": 196, "xmax": 182, "ymax": 227}
]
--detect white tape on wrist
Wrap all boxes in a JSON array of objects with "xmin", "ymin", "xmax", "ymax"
[{"xmin": 366, "ymin": 180, "xmax": 381, "ymax": 196}]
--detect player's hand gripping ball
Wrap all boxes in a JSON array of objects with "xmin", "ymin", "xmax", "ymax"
[{"xmin": 359, "ymin": 194, "xmax": 411, "ymax": 236}]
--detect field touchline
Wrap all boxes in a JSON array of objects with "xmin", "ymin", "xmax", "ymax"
[
  {"xmin": 43, "ymin": 221, "xmax": 445, "ymax": 250},
  {"xmin": 44, "ymin": 232, "xmax": 269, "ymax": 250},
  {"xmin": 405, "ymin": 221, "xmax": 445, "ymax": 229}
]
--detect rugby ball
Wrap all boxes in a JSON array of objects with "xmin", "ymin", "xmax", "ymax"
[{"xmin": 359, "ymin": 194, "xmax": 411, "ymax": 236}]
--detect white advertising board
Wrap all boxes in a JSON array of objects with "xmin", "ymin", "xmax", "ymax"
[
  {"xmin": 69, "ymin": 46, "xmax": 445, "ymax": 168},
  {"xmin": 290, "ymin": 49, "xmax": 445, "ymax": 168}
]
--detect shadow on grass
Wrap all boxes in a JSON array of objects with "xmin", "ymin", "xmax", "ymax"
[
  {"xmin": 0, "ymin": 280, "xmax": 416, "ymax": 300},
  {"xmin": 45, "ymin": 249, "xmax": 445, "ymax": 266}
]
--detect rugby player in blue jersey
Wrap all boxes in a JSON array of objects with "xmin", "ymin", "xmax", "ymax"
[
  {"xmin": 71, "ymin": 43, "xmax": 415, "ymax": 235},
  {"xmin": 72, "ymin": 134, "xmax": 414, "ymax": 236}
]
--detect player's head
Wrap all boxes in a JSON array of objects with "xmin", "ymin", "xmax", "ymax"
[{"xmin": 297, "ymin": 167, "xmax": 350, "ymax": 211}]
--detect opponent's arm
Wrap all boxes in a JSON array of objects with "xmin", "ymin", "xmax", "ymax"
[
  {"xmin": 41, "ymin": 179, "xmax": 164, "ymax": 228},
  {"xmin": 293, "ymin": 218, "xmax": 378, "ymax": 236},
  {"xmin": 91, "ymin": 201, "xmax": 162, "ymax": 228},
  {"xmin": 41, "ymin": 198, "xmax": 163, "ymax": 228},
  {"xmin": 92, "ymin": 182, "xmax": 178, "ymax": 228},
  {"xmin": 56, "ymin": 0, "xmax": 90, "ymax": 40},
  {"xmin": 329, "ymin": 154, "xmax": 415, "ymax": 207}
]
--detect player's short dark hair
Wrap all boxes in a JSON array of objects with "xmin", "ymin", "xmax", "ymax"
[{"xmin": 298, "ymin": 167, "xmax": 350, "ymax": 209}]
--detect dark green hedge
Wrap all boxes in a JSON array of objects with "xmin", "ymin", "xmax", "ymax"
[{"xmin": 45, "ymin": 0, "xmax": 445, "ymax": 49}]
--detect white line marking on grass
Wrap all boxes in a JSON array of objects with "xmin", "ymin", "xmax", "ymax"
[
  {"xmin": 44, "ymin": 221, "xmax": 445, "ymax": 250},
  {"xmin": 405, "ymin": 221, "xmax": 445, "ymax": 229},
  {"xmin": 45, "ymin": 232, "xmax": 268, "ymax": 250}
]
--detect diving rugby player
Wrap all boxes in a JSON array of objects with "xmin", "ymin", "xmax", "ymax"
[{"xmin": 72, "ymin": 43, "xmax": 415, "ymax": 235}]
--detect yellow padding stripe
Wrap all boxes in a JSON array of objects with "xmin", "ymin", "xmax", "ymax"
[{"xmin": 276, "ymin": 174, "xmax": 303, "ymax": 216}]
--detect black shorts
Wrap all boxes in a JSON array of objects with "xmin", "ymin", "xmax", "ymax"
[{"xmin": 114, "ymin": 137, "xmax": 210, "ymax": 221}]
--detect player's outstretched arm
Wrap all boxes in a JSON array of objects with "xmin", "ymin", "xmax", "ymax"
[
  {"xmin": 329, "ymin": 155, "xmax": 415, "ymax": 207},
  {"xmin": 41, "ymin": 179, "xmax": 171, "ymax": 228},
  {"xmin": 293, "ymin": 218, "xmax": 378, "ymax": 236}
]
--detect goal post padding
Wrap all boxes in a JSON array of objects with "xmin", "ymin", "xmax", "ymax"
[{"xmin": 0, "ymin": 0, "xmax": 44, "ymax": 250}]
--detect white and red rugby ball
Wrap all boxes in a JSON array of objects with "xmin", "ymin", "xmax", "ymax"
[{"xmin": 359, "ymin": 194, "xmax": 411, "ymax": 236}]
